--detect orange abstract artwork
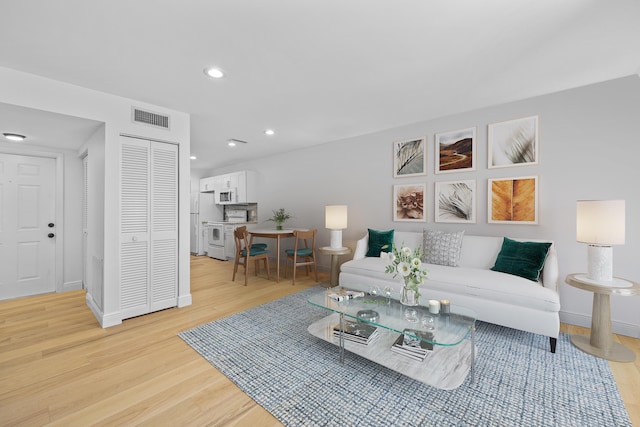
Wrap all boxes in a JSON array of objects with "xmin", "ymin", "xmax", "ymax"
[{"xmin": 490, "ymin": 177, "xmax": 537, "ymax": 223}]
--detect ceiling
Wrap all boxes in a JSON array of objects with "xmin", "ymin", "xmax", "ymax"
[
  {"xmin": 1, "ymin": 0, "xmax": 639, "ymax": 171},
  {"xmin": 0, "ymin": 102, "xmax": 103, "ymax": 151}
]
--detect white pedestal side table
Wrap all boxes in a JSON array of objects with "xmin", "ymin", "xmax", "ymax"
[
  {"xmin": 565, "ymin": 273, "xmax": 639, "ymax": 362},
  {"xmin": 319, "ymin": 246, "xmax": 351, "ymax": 287}
]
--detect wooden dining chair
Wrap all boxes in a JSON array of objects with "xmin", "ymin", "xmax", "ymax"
[
  {"xmin": 235, "ymin": 226, "xmax": 268, "ymax": 251},
  {"xmin": 284, "ymin": 229, "xmax": 318, "ymax": 286},
  {"xmin": 232, "ymin": 227, "xmax": 271, "ymax": 286}
]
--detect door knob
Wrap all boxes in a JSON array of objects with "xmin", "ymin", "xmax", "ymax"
[
  {"xmin": 48, "ymin": 233, "xmax": 55, "ymax": 238},
  {"xmin": 48, "ymin": 223, "xmax": 55, "ymax": 228}
]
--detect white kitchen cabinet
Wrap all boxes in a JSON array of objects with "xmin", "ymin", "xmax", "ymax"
[
  {"xmin": 235, "ymin": 170, "xmax": 257, "ymax": 203},
  {"xmin": 199, "ymin": 176, "xmax": 215, "ymax": 192},
  {"xmin": 214, "ymin": 174, "xmax": 233, "ymax": 190},
  {"xmin": 200, "ymin": 170, "xmax": 257, "ymax": 202},
  {"xmin": 120, "ymin": 136, "xmax": 178, "ymax": 320},
  {"xmin": 213, "ymin": 175, "xmax": 224, "ymax": 190},
  {"xmin": 224, "ymin": 224, "xmax": 237, "ymax": 260},
  {"xmin": 229, "ymin": 172, "xmax": 240, "ymax": 189}
]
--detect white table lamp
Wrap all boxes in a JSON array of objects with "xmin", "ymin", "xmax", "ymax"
[
  {"xmin": 576, "ymin": 200, "xmax": 625, "ymax": 282},
  {"xmin": 326, "ymin": 205, "xmax": 347, "ymax": 249}
]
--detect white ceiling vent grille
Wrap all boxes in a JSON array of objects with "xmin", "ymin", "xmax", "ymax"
[{"xmin": 132, "ymin": 107, "xmax": 170, "ymax": 130}]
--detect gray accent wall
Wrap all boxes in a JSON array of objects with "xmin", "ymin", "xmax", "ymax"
[{"xmin": 211, "ymin": 75, "xmax": 640, "ymax": 338}]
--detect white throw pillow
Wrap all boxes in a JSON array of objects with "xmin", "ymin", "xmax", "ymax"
[
  {"xmin": 422, "ymin": 229, "xmax": 465, "ymax": 267},
  {"xmin": 379, "ymin": 251, "xmax": 394, "ymax": 262}
]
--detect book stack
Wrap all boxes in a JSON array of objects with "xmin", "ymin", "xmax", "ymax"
[
  {"xmin": 390, "ymin": 329, "xmax": 434, "ymax": 361},
  {"xmin": 327, "ymin": 289, "xmax": 365, "ymax": 302},
  {"xmin": 332, "ymin": 320, "xmax": 379, "ymax": 345}
]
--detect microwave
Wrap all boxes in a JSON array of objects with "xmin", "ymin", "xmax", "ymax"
[{"xmin": 215, "ymin": 188, "xmax": 236, "ymax": 204}]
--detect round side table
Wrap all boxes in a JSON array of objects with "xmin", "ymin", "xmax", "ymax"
[
  {"xmin": 565, "ymin": 273, "xmax": 639, "ymax": 362},
  {"xmin": 319, "ymin": 246, "xmax": 352, "ymax": 288}
]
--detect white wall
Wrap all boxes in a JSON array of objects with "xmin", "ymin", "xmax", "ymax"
[
  {"xmin": 214, "ymin": 75, "xmax": 640, "ymax": 338},
  {"xmin": 83, "ymin": 125, "xmax": 106, "ymax": 311},
  {"xmin": 60, "ymin": 145, "xmax": 84, "ymax": 291},
  {"xmin": 0, "ymin": 66, "xmax": 191, "ymax": 326}
]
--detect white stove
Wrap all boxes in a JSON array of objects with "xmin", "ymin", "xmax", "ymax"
[
  {"xmin": 206, "ymin": 221, "xmax": 226, "ymax": 260},
  {"xmin": 206, "ymin": 210, "xmax": 249, "ymax": 260}
]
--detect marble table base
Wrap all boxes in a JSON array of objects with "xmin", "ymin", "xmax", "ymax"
[{"xmin": 307, "ymin": 313, "xmax": 474, "ymax": 390}]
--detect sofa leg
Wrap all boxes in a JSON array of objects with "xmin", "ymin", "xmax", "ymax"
[{"xmin": 549, "ymin": 337, "xmax": 557, "ymax": 353}]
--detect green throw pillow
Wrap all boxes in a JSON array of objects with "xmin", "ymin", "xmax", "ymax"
[
  {"xmin": 491, "ymin": 237, "xmax": 552, "ymax": 282},
  {"xmin": 366, "ymin": 228, "xmax": 394, "ymax": 257}
]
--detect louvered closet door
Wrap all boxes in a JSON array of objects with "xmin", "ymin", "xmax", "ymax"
[
  {"xmin": 120, "ymin": 136, "xmax": 178, "ymax": 319},
  {"xmin": 150, "ymin": 141, "xmax": 178, "ymax": 311},
  {"xmin": 120, "ymin": 138, "xmax": 150, "ymax": 318}
]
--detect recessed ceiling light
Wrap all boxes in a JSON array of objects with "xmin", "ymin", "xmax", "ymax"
[
  {"xmin": 3, "ymin": 133, "xmax": 26, "ymax": 142},
  {"xmin": 226, "ymin": 138, "xmax": 248, "ymax": 147},
  {"xmin": 190, "ymin": 156, "xmax": 197, "ymax": 160},
  {"xmin": 264, "ymin": 129, "xmax": 275, "ymax": 136},
  {"xmin": 204, "ymin": 67, "xmax": 224, "ymax": 79}
]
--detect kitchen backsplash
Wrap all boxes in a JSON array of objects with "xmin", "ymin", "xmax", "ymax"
[{"xmin": 224, "ymin": 203, "xmax": 258, "ymax": 222}]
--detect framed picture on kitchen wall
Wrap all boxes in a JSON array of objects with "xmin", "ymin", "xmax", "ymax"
[
  {"xmin": 393, "ymin": 183, "xmax": 426, "ymax": 222},
  {"xmin": 435, "ymin": 180, "xmax": 476, "ymax": 223},
  {"xmin": 435, "ymin": 127, "xmax": 476, "ymax": 174},
  {"xmin": 488, "ymin": 176, "xmax": 538, "ymax": 224},
  {"xmin": 393, "ymin": 137, "xmax": 427, "ymax": 178},
  {"xmin": 488, "ymin": 115, "xmax": 539, "ymax": 169}
]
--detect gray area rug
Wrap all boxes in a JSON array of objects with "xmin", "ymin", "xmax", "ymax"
[{"xmin": 179, "ymin": 287, "xmax": 631, "ymax": 426}]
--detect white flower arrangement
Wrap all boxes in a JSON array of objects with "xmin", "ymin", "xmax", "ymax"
[{"xmin": 383, "ymin": 244, "xmax": 428, "ymax": 301}]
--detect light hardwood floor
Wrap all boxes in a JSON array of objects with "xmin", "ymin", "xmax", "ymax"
[{"xmin": 1, "ymin": 256, "xmax": 638, "ymax": 426}]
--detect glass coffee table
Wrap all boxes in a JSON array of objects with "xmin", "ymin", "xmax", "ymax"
[{"xmin": 307, "ymin": 287, "xmax": 477, "ymax": 390}]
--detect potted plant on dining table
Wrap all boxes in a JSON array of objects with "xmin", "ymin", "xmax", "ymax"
[{"xmin": 266, "ymin": 208, "xmax": 293, "ymax": 230}]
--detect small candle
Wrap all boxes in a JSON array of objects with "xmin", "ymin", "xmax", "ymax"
[
  {"xmin": 440, "ymin": 299, "xmax": 450, "ymax": 314},
  {"xmin": 428, "ymin": 299, "xmax": 440, "ymax": 314}
]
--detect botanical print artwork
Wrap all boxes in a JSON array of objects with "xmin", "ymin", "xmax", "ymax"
[
  {"xmin": 488, "ymin": 116, "xmax": 539, "ymax": 169},
  {"xmin": 435, "ymin": 127, "xmax": 476, "ymax": 174},
  {"xmin": 488, "ymin": 176, "xmax": 538, "ymax": 224},
  {"xmin": 393, "ymin": 184, "xmax": 426, "ymax": 222},
  {"xmin": 393, "ymin": 137, "xmax": 426, "ymax": 177},
  {"xmin": 435, "ymin": 180, "xmax": 476, "ymax": 223}
]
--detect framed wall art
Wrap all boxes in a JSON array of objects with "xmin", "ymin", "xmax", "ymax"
[
  {"xmin": 435, "ymin": 127, "xmax": 476, "ymax": 174},
  {"xmin": 488, "ymin": 115, "xmax": 538, "ymax": 169},
  {"xmin": 488, "ymin": 176, "xmax": 538, "ymax": 224},
  {"xmin": 393, "ymin": 137, "xmax": 426, "ymax": 177},
  {"xmin": 393, "ymin": 183, "xmax": 426, "ymax": 222},
  {"xmin": 435, "ymin": 179, "xmax": 476, "ymax": 223}
]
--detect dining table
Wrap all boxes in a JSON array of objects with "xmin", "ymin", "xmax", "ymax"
[{"xmin": 248, "ymin": 229, "xmax": 296, "ymax": 282}]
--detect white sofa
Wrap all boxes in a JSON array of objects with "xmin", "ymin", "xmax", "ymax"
[{"xmin": 339, "ymin": 231, "xmax": 560, "ymax": 352}]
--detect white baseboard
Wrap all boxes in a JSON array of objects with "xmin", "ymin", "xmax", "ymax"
[
  {"xmin": 178, "ymin": 293, "xmax": 192, "ymax": 307},
  {"xmin": 62, "ymin": 280, "xmax": 83, "ymax": 292},
  {"xmin": 85, "ymin": 293, "xmax": 122, "ymax": 328},
  {"xmin": 560, "ymin": 310, "xmax": 640, "ymax": 339}
]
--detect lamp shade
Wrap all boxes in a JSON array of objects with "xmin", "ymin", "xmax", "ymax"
[
  {"xmin": 325, "ymin": 205, "xmax": 348, "ymax": 230},
  {"xmin": 576, "ymin": 200, "xmax": 625, "ymax": 245}
]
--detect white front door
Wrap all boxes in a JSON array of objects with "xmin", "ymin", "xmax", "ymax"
[{"xmin": 0, "ymin": 153, "xmax": 56, "ymax": 299}]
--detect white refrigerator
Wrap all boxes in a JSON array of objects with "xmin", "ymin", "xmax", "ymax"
[{"xmin": 190, "ymin": 191, "xmax": 220, "ymax": 255}]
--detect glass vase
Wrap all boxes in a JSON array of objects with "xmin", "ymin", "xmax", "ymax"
[{"xmin": 400, "ymin": 279, "xmax": 420, "ymax": 306}]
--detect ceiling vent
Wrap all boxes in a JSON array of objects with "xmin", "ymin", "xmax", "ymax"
[
  {"xmin": 227, "ymin": 138, "xmax": 249, "ymax": 144},
  {"xmin": 132, "ymin": 107, "xmax": 170, "ymax": 130}
]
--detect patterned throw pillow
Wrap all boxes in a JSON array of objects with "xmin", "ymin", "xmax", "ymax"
[{"xmin": 422, "ymin": 229, "xmax": 465, "ymax": 267}]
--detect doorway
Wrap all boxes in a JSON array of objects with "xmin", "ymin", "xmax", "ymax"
[{"xmin": 0, "ymin": 153, "xmax": 56, "ymax": 299}]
